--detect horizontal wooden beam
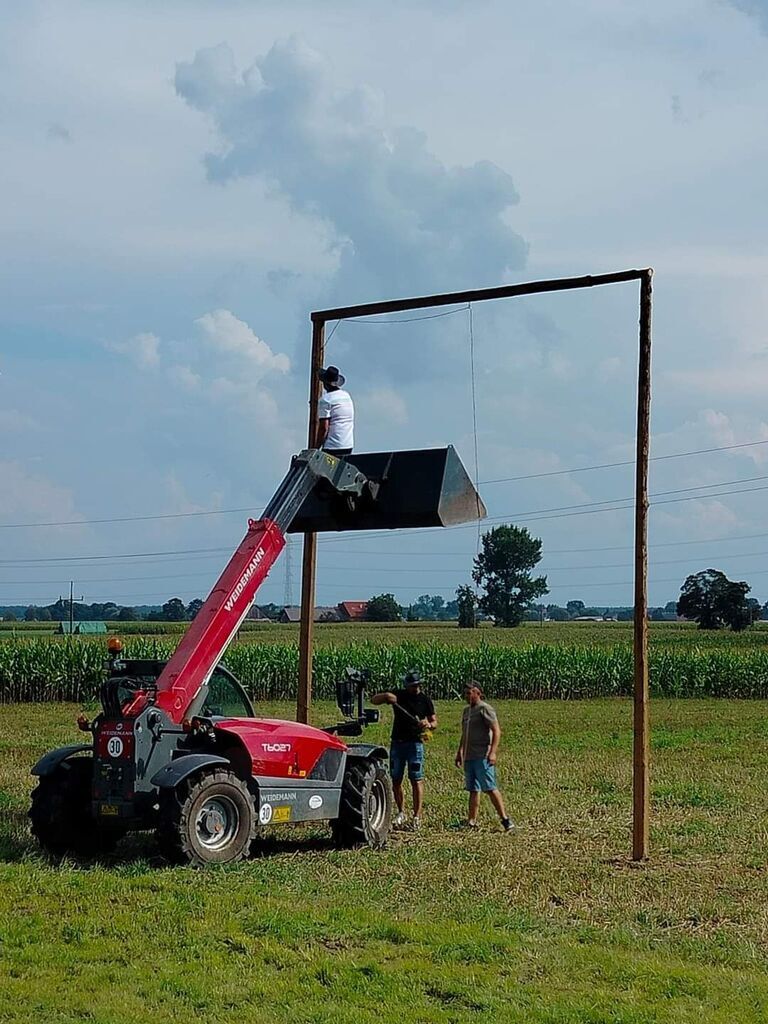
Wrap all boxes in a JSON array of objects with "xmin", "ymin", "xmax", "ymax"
[{"xmin": 311, "ymin": 269, "xmax": 649, "ymax": 323}]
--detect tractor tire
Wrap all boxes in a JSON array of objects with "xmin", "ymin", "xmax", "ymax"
[
  {"xmin": 157, "ymin": 768, "xmax": 255, "ymax": 867},
  {"xmin": 29, "ymin": 758, "xmax": 124, "ymax": 857},
  {"xmin": 332, "ymin": 758, "xmax": 392, "ymax": 850}
]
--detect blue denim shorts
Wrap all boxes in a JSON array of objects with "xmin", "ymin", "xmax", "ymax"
[
  {"xmin": 390, "ymin": 741, "xmax": 425, "ymax": 782},
  {"xmin": 464, "ymin": 758, "xmax": 498, "ymax": 792}
]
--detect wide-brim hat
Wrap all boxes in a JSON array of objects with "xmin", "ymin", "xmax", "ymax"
[
  {"xmin": 403, "ymin": 669, "xmax": 422, "ymax": 686},
  {"xmin": 319, "ymin": 365, "xmax": 345, "ymax": 387}
]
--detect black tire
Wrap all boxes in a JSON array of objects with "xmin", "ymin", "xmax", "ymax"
[
  {"xmin": 332, "ymin": 758, "xmax": 392, "ymax": 849},
  {"xmin": 156, "ymin": 769, "xmax": 255, "ymax": 867},
  {"xmin": 29, "ymin": 758, "xmax": 124, "ymax": 857}
]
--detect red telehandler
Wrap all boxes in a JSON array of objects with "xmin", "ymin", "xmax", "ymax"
[{"xmin": 29, "ymin": 447, "xmax": 485, "ymax": 865}]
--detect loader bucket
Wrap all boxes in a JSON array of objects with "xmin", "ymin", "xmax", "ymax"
[{"xmin": 288, "ymin": 446, "xmax": 486, "ymax": 533}]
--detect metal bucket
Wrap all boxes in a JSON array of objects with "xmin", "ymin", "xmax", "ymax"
[{"xmin": 288, "ymin": 446, "xmax": 486, "ymax": 533}]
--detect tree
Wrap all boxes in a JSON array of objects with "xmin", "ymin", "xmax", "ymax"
[
  {"xmin": 186, "ymin": 598, "xmax": 204, "ymax": 620},
  {"xmin": 118, "ymin": 606, "xmax": 136, "ymax": 621},
  {"xmin": 37, "ymin": 607, "xmax": 52, "ymax": 622},
  {"xmin": 366, "ymin": 593, "xmax": 402, "ymax": 622},
  {"xmin": 24, "ymin": 606, "xmax": 39, "ymax": 622},
  {"xmin": 566, "ymin": 600, "xmax": 585, "ymax": 618},
  {"xmin": 162, "ymin": 597, "xmax": 188, "ymax": 622},
  {"xmin": 677, "ymin": 569, "xmax": 755, "ymax": 631},
  {"xmin": 472, "ymin": 525, "xmax": 548, "ymax": 627},
  {"xmin": 3, "ymin": 611, "xmax": 17, "ymax": 622},
  {"xmin": 455, "ymin": 585, "xmax": 477, "ymax": 628},
  {"xmin": 546, "ymin": 604, "xmax": 569, "ymax": 622}
]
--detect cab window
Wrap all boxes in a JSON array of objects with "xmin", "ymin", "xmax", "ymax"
[{"xmin": 202, "ymin": 670, "xmax": 253, "ymax": 718}]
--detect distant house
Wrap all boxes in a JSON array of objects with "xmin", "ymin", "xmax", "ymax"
[
  {"xmin": 57, "ymin": 620, "xmax": 107, "ymax": 635},
  {"xmin": 278, "ymin": 606, "xmax": 341, "ymax": 624},
  {"xmin": 337, "ymin": 601, "xmax": 368, "ymax": 621},
  {"xmin": 573, "ymin": 616, "xmax": 604, "ymax": 623}
]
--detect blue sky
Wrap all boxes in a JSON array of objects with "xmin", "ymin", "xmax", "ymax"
[{"xmin": 2, "ymin": 0, "xmax": 768, "ymax": 610}]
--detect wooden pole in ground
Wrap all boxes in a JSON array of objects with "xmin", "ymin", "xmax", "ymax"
[
  {"xmin": 296, "ymin": 320, "xmax": 326, "ymax": 724},
  {"xmin": 632, "ymin": 269, "xmax": 653, "ymax": 860}
]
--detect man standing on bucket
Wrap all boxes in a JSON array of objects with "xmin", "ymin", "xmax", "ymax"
[
  {"xmin": 455, "ymin": 682, "xmax": 514, "ymax": 832},
  {"xmin": 317, "ymin": 365, "xmax": 354, "ymax": 455},
  {"xmin": 372, "ymin": 670, "xmax": 437, "ymax": 830}
]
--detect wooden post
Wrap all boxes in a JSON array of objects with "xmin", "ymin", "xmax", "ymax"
[
  {"xmin": 297, "ymin": 319, "xmax": 326, "ymax": 724},
  {"xmin": 632, "ymin": 270, "xmax": 653, "ymax": 860}
]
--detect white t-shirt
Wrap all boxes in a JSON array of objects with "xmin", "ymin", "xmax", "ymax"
[{"xmin": 319, "ymin": 388, "xmax": 354, "ymax": 450}]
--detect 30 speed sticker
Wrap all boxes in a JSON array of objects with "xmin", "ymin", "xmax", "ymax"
[
  {"xmin": 259, "ymin": 803, "xmax": 273, "ymax": 825},
  {"xmin": 107, "ymin": 736, "xmax": 124, "ymax": 758}
]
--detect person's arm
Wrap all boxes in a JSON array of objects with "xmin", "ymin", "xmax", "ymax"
[
  {"xmin": 455, "ymin": 711, "xmax": 465, "ymax": 767},
  {"xmin": 317, "ymin": 394, "xmax": 331, "ymax": 446},
  {"xmin": 371, "ymin": 691, "xmax": 398, "ymax": 705},
  {"xmin": 421, "ymin": 697, "xmax": 437, "ymax": 731},
  {"xmin": 487, "ymin": 719, "xmax": 501, "ymax": 765}
]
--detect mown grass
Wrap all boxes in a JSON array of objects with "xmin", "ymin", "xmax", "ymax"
[{"xmin": 2, "ymin": 699, "xmax": 768, "ymax": 1022}]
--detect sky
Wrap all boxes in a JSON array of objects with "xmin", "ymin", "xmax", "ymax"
[{"xmin": 2, "ymin": 0, "xmax": 768, "ymax": 611}]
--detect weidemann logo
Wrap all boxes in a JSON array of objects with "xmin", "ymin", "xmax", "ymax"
[{"xmin": 224, "ymin": 547, "xmax": 266, "ymax": 612}]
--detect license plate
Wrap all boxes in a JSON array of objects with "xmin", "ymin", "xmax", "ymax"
[{"xmin": 100, "ymin": 804, "xmax": 119, "ymax": 816}]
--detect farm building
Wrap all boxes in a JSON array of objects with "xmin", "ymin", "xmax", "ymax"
[
  {"xmin": 337, "ymin": 601, "xmax": 368, "ymax": 621},
  {"xmin": 57, "ymin": 621, "xmax": 108, "ymax": 635},
  {"xmin": 278, "ymin": 606, "xmax": 341, "ymax": 623}
]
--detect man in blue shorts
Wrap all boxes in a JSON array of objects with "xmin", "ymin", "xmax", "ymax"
[
  {"xmin": 372, "ymin": 670, "xmax": 437, "ymax": 830},
  {"xmin": 455, "ymin": 683, "xmax": 514, "ymax": 832}
]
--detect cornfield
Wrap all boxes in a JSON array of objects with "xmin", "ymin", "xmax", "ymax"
[{"xmin": 3, "ymin": 635, "xmax": 768, "ymax": 703}]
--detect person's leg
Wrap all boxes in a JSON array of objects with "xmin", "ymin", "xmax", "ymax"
[
  {"xmin": 486, "ymin": 788, "xmax": 507, "ymax": 821},
  {"xmin": 389, "ymin": 744, "xmax": 406, "ymax": 823},
  {"xmin": 393, "ymin": 781, "xmax": 404, "ymax": 812},
  {"xmin": 411, "ymin": 780, "xmax": 424, "ymax": 818},
  {"xmin": 464, "ymin": 759, "xmax": 481, "ymax": 824},
  {"xmin": 468, "ymin": 790, "xmax": 481, "ymax": 824},
  {"xmin": 409, "ymin": 743, "xmax": 425, "ymax": 826},
  {"xmin": 479, "ymin": 761, "xmax": 514, "ymax": 830}
]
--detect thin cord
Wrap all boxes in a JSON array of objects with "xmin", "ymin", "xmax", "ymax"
[
  {"xmin": 326, "ymin": 320, "xmax": 341, "ymax": 342},
  {"xmin": 481, "ymin": 438, "xmax": 768, "ymax": 485},
  {"xmin": 344, "ymin": 306, "xmax": 469, "ymax": 325}
]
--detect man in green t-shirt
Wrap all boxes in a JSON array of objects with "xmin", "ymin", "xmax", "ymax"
[{"xmin": 455, "ymin": 682, "xmax": 514, "ymax": 832}]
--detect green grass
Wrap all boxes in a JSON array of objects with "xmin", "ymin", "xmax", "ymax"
[{"xmin": 2, "ymin": 698, "xmax": 768, "ymax": 1021}]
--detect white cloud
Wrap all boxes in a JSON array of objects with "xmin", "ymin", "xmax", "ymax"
[
  {"xmin": 167, "ymin": 364, "xmax": 202, "ymax": 392},
  {"xmin": 108, "ymin": 331, "xmax": 161, "ymax": 370},
  {"xmin": 175, "ymin": 38, "xmax": 527, "ymax": 301},
  {"xmin": 194, "ymin": 309, "xmax": 290, "ymax": 376}
]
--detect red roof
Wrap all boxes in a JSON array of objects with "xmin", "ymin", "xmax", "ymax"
[{"xmin": 338, "ymin": 601, "xmax": 368, "ymax": 620}]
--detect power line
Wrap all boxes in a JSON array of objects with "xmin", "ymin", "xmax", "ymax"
[
  {"xmin": 0, "ymin": 506, "xmax": 265, "ymax": 531},
  {"xmin": 480, "ymin": 438, "xmax": 768, "ymax": 485},
  {"xmin": 4, "ymin": 438, "xmax": 768, "ymax": 531}
]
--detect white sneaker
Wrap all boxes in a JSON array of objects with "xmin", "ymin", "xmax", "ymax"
[
  {"xmin": 393, "ymin": 811, "xmax": 406, "ymax": 828},
  {"xmin": 412, "ymin": 815, "xmax": 421, "ymax": 830}
]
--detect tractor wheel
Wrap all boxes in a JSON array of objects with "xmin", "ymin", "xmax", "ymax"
[
  {"xmin": 332, "ymin": 758, "xmax": 392, "ymax": 850},
  {"xmin": 157, "ymin": 769, "xmax": 255, "ymax": 867},
  {"xmin": 29, "ymin": 758, "xmax": 123, "ymax": 857}
]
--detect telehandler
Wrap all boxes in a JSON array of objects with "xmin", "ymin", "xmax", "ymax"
[{"xmin": 29, "ymin": 447, "xmax": 484, "ymax": 865}]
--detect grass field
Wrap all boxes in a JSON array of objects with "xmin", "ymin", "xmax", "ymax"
[{"xmin": 2, "ymin": 698, "xmax": 768, "ymax": 1022}]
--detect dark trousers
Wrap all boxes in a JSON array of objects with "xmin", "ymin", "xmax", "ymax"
[{"xmin": 324, "ymin": 447, "xmax": 352, "ymax": 456}]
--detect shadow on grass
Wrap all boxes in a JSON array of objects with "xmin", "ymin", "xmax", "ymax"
[{"xmin": 0, "ymin": 816, "xmax": 336, "ymax": 869}]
